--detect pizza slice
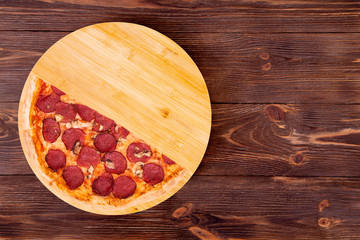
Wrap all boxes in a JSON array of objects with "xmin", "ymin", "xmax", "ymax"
[{"xmin": 22, "ymin": 76, "xmax": 187, "ymax": 213}]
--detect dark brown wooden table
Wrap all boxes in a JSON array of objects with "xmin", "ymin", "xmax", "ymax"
[{"xmin": 1, "ymin": 1, "xmax": 360, "ymax": 239}]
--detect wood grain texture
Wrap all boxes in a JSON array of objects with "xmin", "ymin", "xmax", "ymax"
[
  {"xmin": 2, "ymin": 31, "xmax": 360, "ymax": 104},
  {"xmin": 1, "ymin": 175, "xmax": 360, "ymax": 240},
  {"xmin": 1, "ymin": 0, "xmax": 360, "ymax": 33},
  {"xmin": 2, "ymin": 0, "xmax": 360, "ymax": 238},
  {"xmin": 4, "ymin": 102, "xmax": 360, "ymax": 177}
]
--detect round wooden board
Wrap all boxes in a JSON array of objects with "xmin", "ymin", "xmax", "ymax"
[{"xmin": 18, "ymin": 22, "xmax": 211, "ymax": 215}]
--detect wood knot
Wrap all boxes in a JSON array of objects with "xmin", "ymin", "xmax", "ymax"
[
  {"xmin": 291, "ymin": 153, "xmax": 304, "ymax": 166},
  {"xmin": 259, "ymin": 52, "xmax": 270, "ymax": 60},
  {"xmin": 172, "ymin": 204, "xmax": 193, "ymax": 219},
  {"xmin": 265, "ymin": 105, "xmax": 285, "ymax": 122},
  {"xmin": 262, "ymin": 62, "xmax": 271, "ymax": 71},
  {"xmin": 112, "ymin": 90, "xmax": 124, "ymax": 101},
  {"xmin": 319, "ymin": 199, "xmax": 330, "ymax": 212},
  {"xmin": 189, "ymin": 226, "xmax": 222, "ymax": 240},
  {"xmin": 318, "ymin": 217, "xmax": 331, "ymax": 228},
  {"xmin": 0, "ymin": 117, "xmax": 4, "ymax": 132},
  {"xmin": 161, "ymin": 108, "xmax": 171, "ymax": 119},
  {"xmin": 125, "ymin": 48, "xmax": 135, "ymax": 60}
]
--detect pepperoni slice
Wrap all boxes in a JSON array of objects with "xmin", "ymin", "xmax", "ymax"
[
  {"xmin": 162, "ymin": 154, "xmax": 175, "ymax": 165},
  {"xmin": 103, "ymin": 151, "xmax": 127, "ymax": 174},
  {"xmin": 93, "ymin": 112, "xmax": 114, "ymax": 132},
  {"xmin": 113, "ymin": 175, "xmax": 136, "ymax": 199},
  {"xmin": 62, "ymin": 166, "xmax": 84, "ymax": 189},
  {"xmin": 92, "ymin": 172, "xmax": 114, "ymax": 196},
  {"xmin": 126, "ymin": 143, "xmax": 152, "ymax": 163},
  {"xmin": 45, "ymin": 149, "xmax": 66, "ymax": 172},
  {"xmin": 111, "ymin": 123, "xmax": 129, "ymax": 140},
  {"xmin": 36, "ymin": 93, "xmax": 60, "ymax": 113},
  {"xmin": 55, "ymin": 102, "xmax": 76, "ymax": 123},
  {"xmin": 143, "ymin": 163, "xmax": 164, "ymax": 185},
  {"xmin": 51, "ymin": 85, "xmax": 65, "ymax": 96},
  {"xmin": 76, "ymin": 104, "xmax": 96, "ymax": 122},
  {"xmin": 94, "ymin": 133, "xmax": 117, "ymax": 152},
  {"xmin": 42, "ymin": 118, "xmax": 61, "ymax": 143},
  {"xmin": 77, "ymin": 146, "xmax": 100, "ymax": 168},
  {"xmin": 62, "ymin": 128, "xmax": 85, "ymax": 150}
]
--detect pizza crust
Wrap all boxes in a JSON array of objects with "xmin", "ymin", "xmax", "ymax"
[{"xmin": 18, "ymin": 73, "xmax": 191, "ymax": 215}]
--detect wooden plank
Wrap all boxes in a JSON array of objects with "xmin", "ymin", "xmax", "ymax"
[
  {"xmin": 1, "ymin": 174, "xmax": 360, "ymax": 239},
  {"xmin": 4, "ymin": 102, "xmax": 360, "ymax": 177},
  {"xmin": 0, "ymin": 1, "xmax": 359, "ymax": 33},
  {"xmin": 1, "ymin": 32, "xmax": 360, "ymax": 104},
  {"xmin": 3, "ymin": 0, "xmax": 360, "ymax": 10}
]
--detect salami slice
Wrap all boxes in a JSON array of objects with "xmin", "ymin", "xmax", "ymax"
[
  {"xmin": 113, "ymin": 175, "xmax": 136, "ymax": 199},
  {"xmin": 126, "ymin": 143, "xmax": 152, "ymax": 163},
  {"xmin": 94, "ymin": 133, "xmax": 117, "ymax": 153},
  {"xmin": 51, "ymin": 85, "xmax": 65, "ymax": 96},
  {"xmin": 162, "ymin": 154, "xmax": 175, "ymax": 165},
  {"xmin": 77, "ymin": 146, "xmax": 100, "ymax": 168},
  {"xmin": 103, "ymin": 151, "xmax": 127, "ymax": 174},
  {"xmin": 143, "ymin": 163, "xmax": 164, "ymax": 185},
  {"xmin": 76, "ymin": 104, "xmax": 96, "ymax": 122},
  {"xmin": 111, "ymin": 124, "xmax": 129, "ymax": 140},
  {"xmin": 36, "ymin": 93, "xmax": 60, "ymax": 113},
  {"xmin": 55, "ymin": 102, "xmax": 76, "ymax": 123},
  {"xmin": 92, "ymin": 172, "xmax": 114, "ymax": 196},
  {"xmin": 42, "ymin": 118, "xmax": 61, "ymax": 143},
  {"xmin": 45, "ymin": 149, "xmax": 66, "ymax": 172},
  {"xmin": 93, "ymin": 112, "xmax": 114, "ymax": 132},
  {"xmin": 62, "ymin": 166, "xmax": 84, "ymax": 189},
  {"xmin": 62, "ymin": 128, "xmax": 85, "ymax": 150}
]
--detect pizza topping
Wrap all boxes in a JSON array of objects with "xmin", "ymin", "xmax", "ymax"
[
  {"xmin": 93, "ymin": 112, "xmax": 114, "ymax": 132},
  {"xmin": 105, "ymin": 159, "xmax": 115, "ymax": 169},
  {"xmin": 76, "ymin": 146, "xmax": 100, "ymax": 168},
  {"xmin": 162, "ymin": 154, "xmax": 176, "ymax": 165},
  {"xmin": 72, "ymin": 141, "xmax": 81, "ymax": 155},
  {"xmin": 51, "ymin": 85, "xmax": 66, "ymax": 96},
  {"xmin": 135, "ymin": 169, "xmax": 143, "ymax": 179},
  {"xmin": 132, "ymin": 162, "xmax": 144, "ymax": 179},
  {"xmin": 62, "ymin": 166, "xmax": 84, "ymax": 189},
  {"xmin": 42, "ymin": 118, "xmax": 61, "ymax": 143},
  {"xmin": 45, "ymin": 149, "xmax": 66, "ymax": 172},
  {"xmin": 76, "ymin": 104, "xmax": 96, "ymax": 122},
  {"xmin": 143, "ymin": 163, "xmax": 164, "ymax": 185},
  {"xmin": 92, "ymin": 172, "xmax": 114, "ymax": 196},
  {"xmin": 113, "ymin": 175, "xmax": 136, "ymax": 199},
  {"xmin": 36, "ymin": 93, "xmax": 60, "ymax": 113},
  {"xmin": 65, "ymin": 122, "xmax": 72, "ymax": 129},
  {"xmin": 127, "ymin": 143, "xmax": 152, "ymax": 163},
  {"xmin": 134, "ymin": 148, "xmax": 151, "ymax": 158},
  {"xmin": 55, "ymin": 102, "xmax": 77, "ymax": 123},
  {"xmin": 98, "ymin": 124, "xmax": 104, "ymax": 131},
  {"xmin": 94, "ymin": 133, "xmax": 117, "ymax": 153},
  {"xmin": 62, "ymin": 128, "xmax": 85, "ymax": 150},
  {"xmin": 103, "ymin": 151, "xmax": 127, "ymax": 174},
  {"xmin": 87, "ymin": 165, "xmax": 94, "ymax": 179},
  {"xmin": 111, "ymin": 124, "xmax": 130, "ymax": 140},
  {"xmin": 54, "ymin": 114, "xmax": 62, "ymax": 122}
]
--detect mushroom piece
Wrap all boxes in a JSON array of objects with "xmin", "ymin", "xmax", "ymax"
[
  {"xmin": 87, "ymin": 165, "xmax": 94, "ymax": 179},
  {"xmin": 132, "ymin": 162, "xmax": 144, "ymax": 179},
  {"xmin": 55, "ymin": 114, "xmax": 63, "ymax": 122},
  {"xmin": 134, "ymin": 147, "xmax": 151, "ymax": 158},
  {"xmin": 105, "ymin": 159, "xmax": 115, "ymax": 169},
  {"xmin": 72, "ymin": 141, "xmax": 81, "ymax": 155}
]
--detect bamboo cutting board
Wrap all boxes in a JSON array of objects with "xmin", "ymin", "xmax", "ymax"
[{"xmin": 18, "ymin": 22, "xmax": 211, "ymax": 214}]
